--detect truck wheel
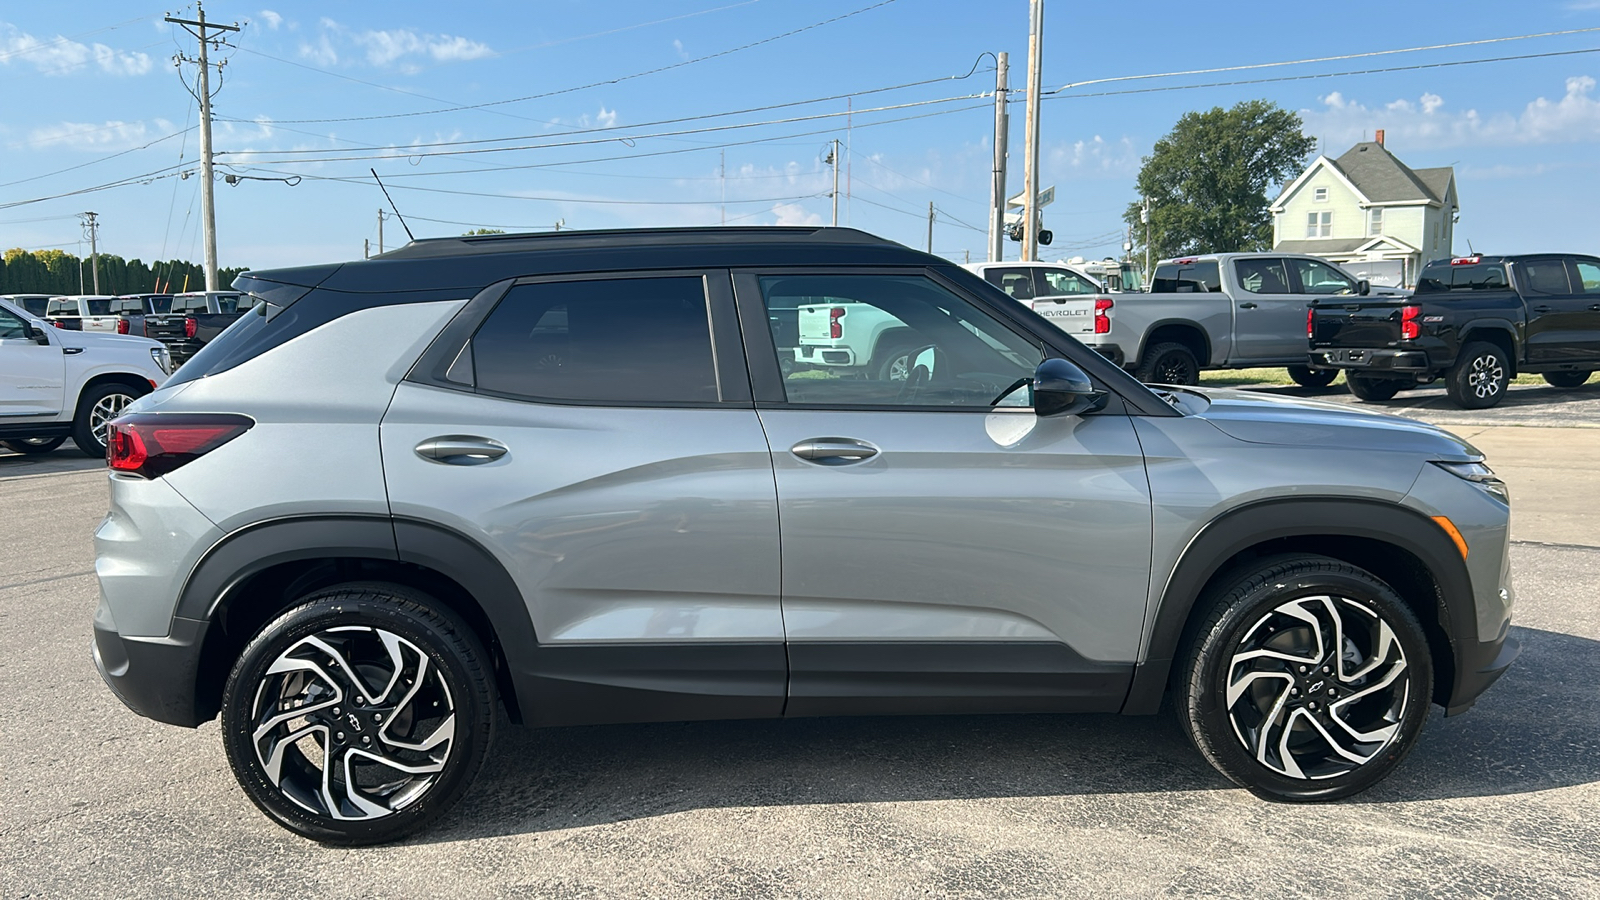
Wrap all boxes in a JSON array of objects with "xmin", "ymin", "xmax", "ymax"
[
  {"xmin": 875, "ymin": 345, "xmax": 916, "ymax": 382},
  {"xmin": 1176, "ymin": 555, "xmax": 1432, "ymax": 801},
  {"xmin": 1445, "ymin": 342, "xmax": 1510, "ymax": 409},
  {"xmin": 2, "ymin": 436, "xmax": 67, "ymax": 455},
  {"xmin": 1345, "ymin": 374, "xmax": 1406, "ymax": 401},
  {"xmin": 72, "ymin": 381, "xmax": 147, "ymax": 457},
  {"xmin": 1135, "ymin": 342, "xmax": 1199, "ymax": 386},
  {"xmin": 1287, "ymin": 365, "xmax": 1337, "ymax": 389},
  {"xmin": 1543, "ymin": 371, "xmax": 1592, "ymax": 389},
  {"xmin": 220, "ymin": 582, "xmax": 495, "ymax": 845}
]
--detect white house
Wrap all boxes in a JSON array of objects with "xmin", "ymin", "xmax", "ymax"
[{"xmin": 1270, "ymin": 132, "xmax": 1457, "ymax": 287}]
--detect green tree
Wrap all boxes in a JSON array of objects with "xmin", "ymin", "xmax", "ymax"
[
  {"xmin": 462, "ymin": 228, "xmax": 505, "ymax": 235},
  {"xmin": 1124, "ymin": 100, "xmax": 1315, "ymax": 259},
  {"xmin": 0, "ymin": 248, "xmax": 248, "ymax": 295}
]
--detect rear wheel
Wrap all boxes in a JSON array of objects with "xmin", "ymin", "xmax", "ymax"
[
  {"xmin": 1345, "ymin": 374, "xmax": 1405, "ymax": 402},
  {"xmin": 1177, "ymin": 555, "xmax": 1432, "ymax": 801},
  {"xmin": 1445, "ymin": 342, "xmax": 1510, "ymax": 409},
  {"xmin": 875, "ymin": 344, "xmax": 916, "ymax": 382},
  {"xmin": 2, "ymin": 436, "xmax": 67, "ymax": 454},
  {"xmin": 1287, "ymin": 365, "xmax": 1337, "ymax": 389},
  {"xmin": 1135, "ymin": 342, "xmax": 1200, "ymax": 386},
  {"xmin": 220, "ymin": 583, "xmax": 495, "ymax": 845},
  {"xmin": 72, "ymin": 382, "xmax": 145, "ymax": 457},
  {"xmin": 1543, "ymin": 370, "xmax": 1592, "ymax": 389}
]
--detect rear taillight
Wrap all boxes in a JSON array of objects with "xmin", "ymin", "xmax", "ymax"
[
  {"xmin": 52, "ymin": 320, "xmax": 64, "ymax": 328},
  {"xmin": 1094, "ymin": 297, "xmax": 1113, "ymax": 334},
  {"xmin": 829, "ymin": 307, "xmax": 845, "ymax": 339},
  {"xmin": 106, "ymin": 413, "xmax": 253, "ymax": 479},
  {"xmin": 184, "ymin": 317, "xmax": 198, "ymax": 338},
  {"xmin": 1400, "ymin": 305, "xmax": 1421, "ymax": 340},
  {"xmin": 1307, "ymin": 306, "xmax": 1316, "ymax": 339},
  {"xmin": 116, "ymin": 318, "xmax": 130, "ymax": 334}
]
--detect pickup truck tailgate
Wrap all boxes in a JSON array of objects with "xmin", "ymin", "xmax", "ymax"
[
  {"xmin": 1311, "ymin": 300, "xmax": 1410, "ymax": 348},
  {"xmin": 144, "ymin": 315, "xmax": 188, "ymax": 341},
  {"xmin": 1028, "ymin": 296, "xmax": 1097, "ymax": 335}
]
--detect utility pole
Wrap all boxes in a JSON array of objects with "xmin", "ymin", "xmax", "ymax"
[
  {"xmin": 829, "ymin": 138, "xmax": 840, "ymax": 226},
  {"xmin": 1141, "ymin": 197, "xmax": 1151, "ymax": 286},
  {"xmin": 167, "ymin": 2, "xmax": 240, "ymax": 292},
  {"xmin": 988, "ymin": 51, "xmax": 1009, "ymax": 262},
  {"xmin": 927, "ymin": 202, "xmax": 935, "ymax": 253},
  {"xmin": 1021, "ymin": 0, "xmax": 1045, "ymax": 262},
  {"xmin": 377, "ymin": 209, "xmax": 385, "ymax": 254},
  {"xmin": 80, "ymin": 212, "xmax": 100, "ymax": 294}
]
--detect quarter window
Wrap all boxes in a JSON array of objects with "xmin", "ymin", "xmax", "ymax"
[
  {"xmin": 760, "ymin": 274, "xmax": 1040, "ymax": 409},
  {"xmin": 1306, "ymin": 211, "xmax": 1332, "ymax": 238},
  {"xmin": 1234, "ymin": 259, "xmax": 1291, "ymax": 294},
  {"xmin": 472, "ymin": 276, "xmax": 719, "ymax": 404}
]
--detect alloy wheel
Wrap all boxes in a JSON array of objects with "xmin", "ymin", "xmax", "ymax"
[
  {"xmin": 1224, "ymin": 594, "xmax": 1410, "ymax": 780},
  {"xmin": 89, "ymin": 392, "xmax": 135, "ymax": 448},
  {"xmin": 248, "ymin": 625, "xmax": 456, "ymax": 821},
  {"xmin": 1466, "ymin": 353, "xmax": 1504, "ymax": 400}
]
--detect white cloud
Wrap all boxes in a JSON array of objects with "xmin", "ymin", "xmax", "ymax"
[
  {"xmin": 1303, "ymin": 77, "xmax": 1600, "ymax": 151},
  {"xmin": 0, "ymin": 23, "xmax": 151, "ymax": 76},
  {"xmin": 258, "ymin": 10, "xmax": 283, "ymax": 30},
  {"xmin": 21, "ymin": 119, "xmax": 175, "ymax": 150},
  {"xmin": 306, "ymin": 20, "xmax": 493, "ymax": 69},
  {"xmin": 672, "ymin": 38, "xmax": 689, "ymax": 60},
  {"xmin": 771, "ymin": 201, "xmax": 822, "ymax": 226},
  {"xmin": 1048, "ymin": 134, "xmax": 1139, "ymax": 176},
  {"xmin": 299, "ymin": 32, "xmax": 338, "ymax": 66}
]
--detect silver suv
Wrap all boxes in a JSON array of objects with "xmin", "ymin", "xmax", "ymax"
[{"xmin": 92, "ymin": 227, "xmax": 1518, "ymax": 845}]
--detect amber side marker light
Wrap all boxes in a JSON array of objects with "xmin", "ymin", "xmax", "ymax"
[{"xmin": 1432, "ymin": 516, "xmax": 1470, "ymax": 560}]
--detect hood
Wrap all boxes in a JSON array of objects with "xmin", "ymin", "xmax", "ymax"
[
  {"xmin": 60, "ymin": 329, "xmax": 163, "ymax": 352},
  {"xmin": 1173, "ymin": 386, "xmax": 1482, "ymax": 459}
]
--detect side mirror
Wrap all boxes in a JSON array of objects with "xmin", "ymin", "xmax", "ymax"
[
  {"xmin": 1032, "ymin": 357, "xmax": 1106, "ymax": 418},
  {"xmin": 22, "ymin": 323, "xmax": 49, "ymax": 345},
  {"xmin": 1357, "ymin": 279, "xmax": 1371, "ymax": 296}
]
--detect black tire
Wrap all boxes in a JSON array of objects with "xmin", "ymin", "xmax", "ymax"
[
  {"xmin": 1176, "ymin": 555, "xmax": 1432, "ymax": 802},
  {"xmin": 71, "ymin": 381, "xmax": 146, "ymax": 458},
  {"xmin": 875, "ymin": 344, "xmax": 915, "ymax": 382},
  {"xmin": 1135, "ymin": 341, "xmax": 1200, "ymax": 386},
  {"xmin": 1543, "ymin": 370, "xmax": 1592, "ymax": 389},
  {"xmin": 2, "ymin": 436, "xmax": 67, "ymax": 454},
  {"xmin": 1345, "ymin": 373, "xmax": 1405, "ymax": 402},
  {"xmin": 220, "ymin": 583, "xmax": 495, "ymax": 845},
  {"xmin": 1286, "ymin": 365, "xmax": 1337, "ymax": 389},
  {"xmin": 1445, "ymin": 341, "xmax": 1510, "ymax": 409}
]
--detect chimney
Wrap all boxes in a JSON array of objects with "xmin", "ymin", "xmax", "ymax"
[{"xmin": 1375, "ymin": 129, "xmax": 1385, "ymax": 147}]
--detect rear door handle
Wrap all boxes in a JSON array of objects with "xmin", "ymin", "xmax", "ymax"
[
  {"xmin": 415, "ymin": 435, "xmax": 508, "ymax": 465},
  {"xmin": 1238, "ymin": 302, "xmax": 1258, "ymax": 309},
  {"xmin": 791, "ymin": 437, "xmax": 879, "ymax": 464},
  {"xmin": 1590, "ymin": 304, "xmax": 1600, "ymax": 311},
  {"xmin": 1533, "ymin": 305, "xmax": 1554, "ymax": 313}
]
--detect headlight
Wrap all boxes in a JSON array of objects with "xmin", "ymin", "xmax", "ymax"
[
  {"xmin": 150, "ymin": 346, "xmax": 172, "ymax": 376},
  {"xmin": 1432, "ymin": 460, "xmax": 1509, "ymax": 504}
]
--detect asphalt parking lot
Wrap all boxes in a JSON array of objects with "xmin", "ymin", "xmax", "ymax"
[{"xmin": 2, "ymin": 396, "xmax": 1597, "ymax": 899}]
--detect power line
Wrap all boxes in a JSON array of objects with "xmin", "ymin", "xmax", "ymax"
[
  {"xmin": 0, "ymin": 127, "xmax": 195, "ymax": 190},
  {"xmin": 0, "ymin": 13, "xmax": 157, "ymax": 63},
  {"xmin": 246, "ymin": 0, "xmax": 904, "ymax": 126}
]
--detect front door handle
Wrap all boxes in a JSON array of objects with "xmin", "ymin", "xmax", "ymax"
[
  {"xmin": 1533, "ymin": 305, "xmax": 1554, "ymax": 313},
  {"xmin": 1589, "ymin": 304, "xmax": 1600, "ymax": 311},
  {"xmin": 1238, "ymin": 302, "xmax": 1258, "ymax": 309},
  {"xmin": 415, "ymin": 435, "xmax": 507, "ymax": 465},
  {"xmin": 791, "ymin": 437, "xmax": 879, "ymax": 464}
]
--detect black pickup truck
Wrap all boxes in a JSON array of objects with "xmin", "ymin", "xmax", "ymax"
[
  {"xmin": 146, "ymin": 290, "xmax": 257, "ymax": 364},
  {"xmin": 1309, "ymin": 254, "xmax": 1600, "ymax": 408}
]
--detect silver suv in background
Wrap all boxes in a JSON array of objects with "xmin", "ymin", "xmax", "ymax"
[{"xmin": 92, "ymin": 227, "xmax": 1517, "ymax": 844}]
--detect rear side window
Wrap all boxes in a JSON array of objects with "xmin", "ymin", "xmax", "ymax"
[
  {"xmin": 1521, "ymin": 259, "xmax": 1572, "ymax": 295},
  {"xmin": 983, "ymin": 268, "xmax": 1037, "ymax": 301},
  {"xmin": 1234, "ymin": 259, "xmax": 1290, "ymax": 294},
  {"xmin": 472, "ymin": 277, "xmax": 718, "ymax": 404},
  {"xmin": 1151, "ymin": 261, "xmax": 1220, "ymax": 293}
]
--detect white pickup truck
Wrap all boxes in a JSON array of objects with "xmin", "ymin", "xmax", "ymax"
[
  {"xmin": 790, "ymin": 261, "xmax": 1113, "ymax": 380},
  {"xmin": 46, "ymin": 295, "xmax": 121, "ymax": 332},
  {"xmin": 0, "ymin": 298, "xmax": 170, "ymax": 456}
]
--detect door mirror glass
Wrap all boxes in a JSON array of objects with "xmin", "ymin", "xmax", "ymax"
[{"xmin": 1032, "ymin": 357, "xmax": 1105, "ymax": 418}]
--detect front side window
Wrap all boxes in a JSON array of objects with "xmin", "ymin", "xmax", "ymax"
[
  {"xmin": 1572, "ymin": 260, "xmax": 1600, "ymax": 293},
  {"xmin": 1292, "ymin": 258, "xmax": 1357, "ymax": 295},
  {"xmin": 0, "ymin": 307, "xmax": 28, "ymax": 340},
  {"xmin": 1368, "ymin": 207, "xmax": 1384, "ymax": 236},
  {"xmin": 1038, "ymin": 268, "xmax": 1098, "ymax": 296},
  {"xmin": 983, "ymin": 268, "xmax": 1037, "ymax": 301},
  {"xmin": 472, "ymin": 276, "xmax": 718, "ymax": 404},
  {"xmin": 1306, "ymin": 211, "xmax": 1332, "ymax": 238},
  {"xmin": 1234, "ymin": 258, "xmax": 1291, "ymax": 294},
  {"xmin": 760, "ymin": 274, "xmax": 1040, "ymax": 408}
]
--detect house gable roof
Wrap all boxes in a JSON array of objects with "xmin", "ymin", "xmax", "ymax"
[
  {"xmin": 1413, "ymin": 166, "xmax": 1456, "ymax": 208},
  {"xmin": 1269, "ymin": 156, "xmax": 1368, "ymax": 211},
  {"xmin": 1334, "ymin": 142, "xmax": 1446, "ymax": 204}
]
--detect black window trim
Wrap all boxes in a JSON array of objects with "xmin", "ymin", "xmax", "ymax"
[
  {"xmin": 404, "ymin": 268, "xmax": 752, "ymax": 409},
  {"xmin": 730, "ymin": 265, "xmax": 1164, "ymax": 416}
]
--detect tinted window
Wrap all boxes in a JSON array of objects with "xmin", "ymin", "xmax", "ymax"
[
  {"xmin": 0, "ymin": 307, "xmax": 27, "ymax": 340},
  {"xmin": 111, "ymin": 298, "xmax": 145, "ymax": 314},
  {"xmin": 14, "ymin": 297, "xmax": 49, "ymax": 317},
  {"xmin": 174, "ymin": 295, "xmax": 211, "ymax": 313},
  {"xmin": 1521, "ymin": 259, "xmax": 1572, "ymax": 295},
  {"xmin": 983, "ymin": 268, "xmax": 1038, "ymax": 301},
  {"xmin": 1291, "ymin": 258, "xmax": 1356, "ymax": 295},
  {"xmin": 760, "ymin": 273, "xmax": 1040, "ymax": 408},
  {"xmin": 147, "ymin": 296, "xmax": 173, "ymax": 313},
  {"xmin": 1151, "ymin": 261, "xmax": 1221, "ymax": 293},
  {"xmin": 84, "ymin": 299, "xmax": 112, "ymax": 315},
  {"xmin": 1416, "ymin": 263, "xmax": 1509, "ymax": 293},
  {"xmin": 1234, "ymin": 258, "xmax": 1291, "ymax": 294},
  {"xmin": 47, "ymin": 299, "xmax": 77, "ymax": 316},
  {"xmin": 1038, "ymin": 268, "xmax": 1098, "ymax": 295},
  {"xmin": 472, "ymin": 277, "xmax": 718, "ymax": 404},
  {"xmin": 215, "ymin": 293, "xmax": 253, "ymax": 313}
]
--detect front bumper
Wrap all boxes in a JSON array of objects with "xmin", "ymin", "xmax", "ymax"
[
  {"xmin": 93, "ymin": 616, "xmax": 211, "ymax": 727},
  {"xmin": 1310, "ymin": 348, "xmax": 1430, "ymax": 372},
  {"xmin": 1446, "ymin": 625, "xmax": 1521, "ymax": 716}
]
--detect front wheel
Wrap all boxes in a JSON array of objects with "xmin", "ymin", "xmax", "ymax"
[
  {"xmin": 220, "ymin": 583, "xmax": 495, "ymax": 845},
  {"xmin": 1135, "ymin": 342, "xmax": 1200, "ymax": 386},
  {"xmin": 1177, "ymin": 555, "xmax": 1432, "ymax": 801},
  {"xmin": 1445, "ymin": 341, "xmax": 1510, "ymax": 409},
  {"xmin": 72, "ymin": 381, "xmax": 145, "ymax": 457},
  {"xmin": 1287, "ymin": 365, "xmax": 1337, "ymax": 389},
  {"xmin": 1543, "ymin": 370, "xmax": 1592, "ymax": 389},
  {"xmin": 2, "ymin": 436, "xmax": 67, "ymax": 454}
]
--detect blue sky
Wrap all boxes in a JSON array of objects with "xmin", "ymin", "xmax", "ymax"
[{"xmin": 3, "ymin": 0, "xmax": 1599, "ymax": 272}]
